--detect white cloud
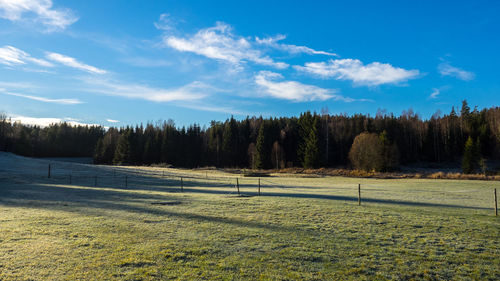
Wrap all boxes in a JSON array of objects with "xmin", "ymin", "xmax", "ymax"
[
  {"xmin": 0, "ymin": 45, "xmax": 53, "ymax": 67},
  {"xmin": 295, "ymin": 59, "xmax": 420, "ymax": 86},
  {"xmin": 10, "ymin": 115, "xmax": 100, "ymax": 127},
  {"xmin": 121, "ymin": 57, "xmax": 172, "ymax": 68},
  {"xmin": 1, "ymin": 90, "xmax": 83, "ymax": 104},
  {"xmin": 0, "ymin": 81, "xmax": 37, "ymax": 89},
  {"xmin": 106, "ymin": 119, "xmax": 119, "ymax": 123},
  {"xmin": 255, "ymin": 71, "xmax": 338, "ymax": 102},
  {"xmin": 178, "ymin": 103, "xmax": 245, "ymax": 115},
  {"xmin": 46, "ymin": 52, "xmax": 107, "ymax": 74},
  {"xmin": 154, "ymin": 13, "xmax": 174, "ymax": 31},
  {"xmin": 163, "ymin": 22, "xmax": 288, "ymax": 69},
  {"xmin": 429, "ymin": 88, "xmax": 440, "ymax": 99},
  {"xmin": 256, "ymin": 34, "xmax": 337, "ymax": 56},
  {"xmin": 81, "ymin": 77, "xmax": 209, "ymax": 102},
  {"xmin": 0, "ymin": 0, "xmax": 77, "ymax": 31},
  {"xmin": 438, "ymin": 62, "xmax": 475, "ymax": 81}
]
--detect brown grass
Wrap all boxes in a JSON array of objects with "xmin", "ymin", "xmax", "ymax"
[{"xmin": 272, "ymin": 167, "xmax": 499, "ymax": 181}]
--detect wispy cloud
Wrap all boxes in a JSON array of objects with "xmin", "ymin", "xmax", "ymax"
[
  {"xmin": 10, "ymin": 115, "xmax": 100, "ymax": 127},
  {"xmin": 154, "ymin": 13, "xmax": 175, "ymax": 31},
  {"xmin": 106, "ymin": 119, "xmax": 119, "ymax": 123},
  {"xmin": 46, "ymin": 52, "xmax": 107, "ymax": 74},
  {"xmin": 1, "ymin": 90, "xmax": 83, "ymax": 104},
  {"xmin": 0, "ymin": 81, "xmax": 38, "ymax": 90},
  {"xmin": 121, "ymin": 56, "xmax": 172, "ymax": 68},
  {"xmin": 255, "ymin": 71, "xmax": 340, "ymax": 102},
  {"xmin": 295, "ymin": 59, "xmax": 420, "ymax": 86},
  {"xmin": 177, "ymin": 102, "xmax": 246, "ymax": 115},
  {"xmin": 438, "ymin": 62, "xmax": 475, "ymax": 81},
  {"xmin": 0, "ymin": 0, "xmax": 77, "ymax": 32},
  {"xmin": 0, "ymin": 45, "xmax": 53, "ymax": 67},
  {"xmin": 81, "ymin": 77, "xmax": 209, "ymax": 102},
  {"xmin": 429, "ymin": 88, "xmax": 440, "ymax": 99},
  {"xmin": 162, "ymin": 22, "xmax": 288, "ymax": 69},
  {"xmin": 255, "ymin": 34, "xmax": 337, "ymax": 56}
]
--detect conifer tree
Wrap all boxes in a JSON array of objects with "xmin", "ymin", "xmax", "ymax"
[
  {"xmin": 462, "ymin": 136, "xmax": 480, "ymax": 174},
  {"xmin": 113, "ymin": 130, "xmax": 132, "ymax": 165},
  {"xmin": 222, "ymin": 117, "xmax": 238, "ymax": 167},
  {"xmin": 303, "ymin": 117, "xmax": 320, "ymax": 168},
  {"xmin": 379, "ymin": 130, "xmax": 399, "ymax": 171},
  {"xmin": 255, "ymin": 121, "xmax": 273, "ymax": 169}
]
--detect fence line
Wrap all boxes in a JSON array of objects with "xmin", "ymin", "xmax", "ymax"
[{"xmin": 2, "ymin": 163, "xmax": 497, "ymax": 214}]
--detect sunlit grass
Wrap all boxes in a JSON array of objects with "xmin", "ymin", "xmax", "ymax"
[{"xmin": 0, "ymin": 156, "xmax": 498, "ymax": 280}]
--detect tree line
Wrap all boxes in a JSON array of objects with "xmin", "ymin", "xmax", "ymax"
[
  {"xmin": 0, "ymin": 115, "xmax": 104, "ymax": 158},
  {"xmin": 1, "ymin": 101, "xmax": 499, "ymax": 173}
]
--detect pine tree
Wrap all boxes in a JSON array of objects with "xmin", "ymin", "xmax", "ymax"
[
  {"xmin": 93, "ymin": 138, "xmax": 104, "ymax": 164},
  {"xmin": 303, "ymin": 118, "xmax": 320, "ymax": 168},
  {"xmin": 297, "ymin": 112, "xmax": 313, "ymax": 164},
  {"xmin": 462, "ymin": 136, "xmax": 480, "ymax": 174},
  {"xmin": 255, "ymin": 121, "xmax": 275, "ymax": 169},
  {"xmin": 222, "ymin": 117, "xmax": 238, "ymax": 167},
  {"xmin": 255, "ymin": 123, "xmax": 266, "ymax": 169},
  {"xmin": 379, "ymin": 130, "xmax": 399, "ymax": 171},
  {"xmin": 113, "ymin": 131, "xmax": 132, "ymax": 165}
]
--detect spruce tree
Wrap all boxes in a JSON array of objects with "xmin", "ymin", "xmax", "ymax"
[
  {"xmin": 93, "ymin": 138, "xmax": 104, "ymax": 164},
  {"xmin": 222, "ymin": 117, "xmax": 238, "ymax": 167},
  {"xmin": 297, "ymin": 112, "xmax": 313, "ymax": 164},
  {"xmin": 303, "ymin": 118, "xmax": 320, "ymax": 168},
  {"xmin": 255, "ymin": 123, "xmax": 266, "ymax": 169},
  {"xmin": 462, "ymin": 136, "xmax": 480, "ymax": 174},
  {"xmin": 379, "ymin": 130, "xmax": 399, "ymax": 171},
  {"xmin": 255, "ymin": 121, "xmax": 275, "ymax": 169},
  {"xmin": 113, "ymin": 131, "xmax": 132, "ymax": 165}
]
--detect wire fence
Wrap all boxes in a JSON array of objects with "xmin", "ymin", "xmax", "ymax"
[{"xmin": 1, "ymin": 162, "xmax": 497, "ymax": 214}]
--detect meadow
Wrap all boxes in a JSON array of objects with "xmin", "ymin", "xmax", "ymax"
[{"xmin": 0, "ymin": 152, "xmax": 498, "ymax": 280}]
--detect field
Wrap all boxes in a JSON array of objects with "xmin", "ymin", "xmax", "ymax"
[{"xmin": 0, "ymin": 152, "xmax": 499, "ymax": 280}]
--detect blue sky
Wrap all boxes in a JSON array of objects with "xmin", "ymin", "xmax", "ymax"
[{"xmin": 0, "ymin": 0, "xmax": 498, "ymax": 127}]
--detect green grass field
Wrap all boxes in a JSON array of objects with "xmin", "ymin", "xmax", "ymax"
[{"xmin": 0, "ymin": 153, "xmax": 499, "ymax": 280}]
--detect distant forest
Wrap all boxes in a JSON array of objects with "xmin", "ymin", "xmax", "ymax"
[{"xmin": 1, "ymin": 101, "xmax": 499, "ymax": 173}]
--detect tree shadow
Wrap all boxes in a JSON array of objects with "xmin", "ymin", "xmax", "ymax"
[
  {"xmin": 109, "ymin": 175, "xmax": 491, "ymax": 211},
  {"xmin": 2, "ymin": 167, "xmax": 492, "ymax": 221},
  {"xmin": 0, "ymin": 181, "xmax": 300, "ymax": 234}
]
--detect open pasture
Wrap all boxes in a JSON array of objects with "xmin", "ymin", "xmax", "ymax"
[{"xmin": 0, "ymin": 152, "xmax": 498, "ymax": 280}]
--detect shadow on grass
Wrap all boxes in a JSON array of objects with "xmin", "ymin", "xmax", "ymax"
[
  {"xmin": 116, "ymin": 176, "xmax": 492, "ymax": 211},
  {"xmin": 0, "ymin": 181, "xmax": 301, "ymax": 233},
  {"xmin": 1, "ymin": 170, "xmax": 492, "ymax": 223}
]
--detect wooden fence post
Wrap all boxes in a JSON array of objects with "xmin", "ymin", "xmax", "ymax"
[
  {"xmin": 48, "ymin": 164, "xmax": 51, "ymax": 178},
  {"xmin": 358, "ymin": 184, "xmax": 361, "ymax": 206},
  {"xmin": 236, "ymin": 178, "xmax": 240, "ymax": 196},
  {"xmin": 258, "ymin": 178, "xmax": 261, "ymax": 196},
  {"xmin": 495, "ymin": 188, "xmax": 498, "ymax": 217}
]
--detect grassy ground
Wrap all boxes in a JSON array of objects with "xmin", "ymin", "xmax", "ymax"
[{"xmin": 0, "ymin": 153, "xmax": 499, "ymax": 280}]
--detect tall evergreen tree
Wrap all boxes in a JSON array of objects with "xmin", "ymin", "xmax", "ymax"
[
  {"xmin": 303, "ymin": 117, "xmax": 320, "ymax": 168},
  {"xmin": 222, "ymin": 117, "xmax": 238, "ymax": 167},
  {"xmin": 113, "ymin": 130, "xmax": 133, "ymax": 165},
  {"xmin": 298, "ymin": 111, "xmax": 314, "ymax": 165},
  {"xmin": 462, "ymin": 136, "xmax": 480, "ymax": 174},
  {"xmin": 255, "ymin": 121, "xmax": 274, "ymax": 169}
]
